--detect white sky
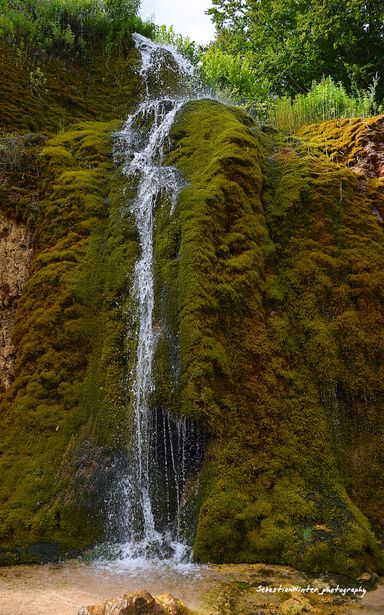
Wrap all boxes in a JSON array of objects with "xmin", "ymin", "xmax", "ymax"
[{"xmin": 139, "ymin": 0, "xmax": 215, "ymax": 45}]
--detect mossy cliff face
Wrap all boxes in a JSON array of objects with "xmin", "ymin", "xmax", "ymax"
[
  {"xmin": 163, "ymin": 102, "xmax": 384, "ymax": 576},
  {"xmin": 0, "ymin": 40, "xmax": 142, "ymax": 133},
  {"xmin": 0, "ymin": 39, "xmax": 142, "ymax": 562},
  {"xmin": 297, "ymin": 115, "xmax": 384, "ymax": 178},
  {"xmin": 0, "ymin": 119, "xmax": 142, "ymax": 562},
  {"xmin": 0, "ymin": 34, "xmax": 191, "ymax": 562},
  {"xmin": 1, "ymin": 31, "xmax": 384, "ymax": 575}
]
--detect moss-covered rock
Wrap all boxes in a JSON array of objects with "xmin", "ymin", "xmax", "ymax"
[
  {"xmin": 0, "ymin": 117, "xmax": 141, "ymax": 560},
  {"xmin": 0, "ymin": 38, "xmax": 142, "ymax": 134},
  {"xmin": 296, "ymin": 115, "xmax": 384, "ymax": 178},
  {"xmin": 163, "ymin": 101, "xmax": 384, "ymax": 576},
  {"xmin": 1, "ymin": 31, "xmax": 384, "ymax": 576},
  {"xmin": 0, "ymin": 27, "xmax": 147, "ymax": 560}
]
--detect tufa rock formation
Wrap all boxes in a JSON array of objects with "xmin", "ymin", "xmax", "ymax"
[{"xmin": 0, "ymin": 29, "xmax": 384, "ymax": 578}]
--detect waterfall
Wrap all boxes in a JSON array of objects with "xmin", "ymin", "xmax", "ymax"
[{"xmin": 102, "ymin": 34, "xmax": 204, "ymax": 567}]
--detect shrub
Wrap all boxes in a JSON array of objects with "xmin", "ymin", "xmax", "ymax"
[
  {"xmin": 198, "ymin": 46, "xmax": 271, "ymax": 118},
  {"xmin": 0, "ymin": 0, "xmax": 154, "ymax": 59}
]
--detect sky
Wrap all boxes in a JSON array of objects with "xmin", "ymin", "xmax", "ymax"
[{"xmin": 139, "ymin": 0, "xmax": 215, "ymax": 45}]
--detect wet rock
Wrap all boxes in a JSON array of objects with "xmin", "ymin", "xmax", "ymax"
[
  {"xmin": 156, "ymin": 594, "xmax": 191, "ymax": 615},
  {"xmin": 78, "ymin": 589, "xmax": 192, "ymax": 615},
  {"xmin": 280, "ymin": 594, "xmax": 313, "ymax": 614},
  {"xmin": 79, "ymin": 605, "xmax": 103, "ymax": 615},
  {"xmin": 356, "ymin": 571, "xmax": 379, "ymax": 590}
]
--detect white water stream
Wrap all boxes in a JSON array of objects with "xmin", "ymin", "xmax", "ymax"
[{"xmin": 99, "ymin": 34, "xmax": 203, "ymax": 570}]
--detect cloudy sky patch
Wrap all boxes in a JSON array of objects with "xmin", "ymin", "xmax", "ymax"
[{"xmin": 140, "ymin": 0, "xmax": 215, "ymax": 44}]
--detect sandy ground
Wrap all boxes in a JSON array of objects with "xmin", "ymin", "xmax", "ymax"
[
  {"xmin": 0, "ymin": 559, "xmax": 383, "ymax": 615},
  {"xmin": 0, "ymin": 561, "xmax": 210, "ymax": 615}
]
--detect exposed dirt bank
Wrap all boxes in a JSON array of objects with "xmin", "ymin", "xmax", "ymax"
[{"xmin": 0, "ymin": 212, "xmax": 32, "ymax": 393}]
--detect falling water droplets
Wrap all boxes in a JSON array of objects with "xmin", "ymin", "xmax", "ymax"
[{"xmin": 99, "ymin": 34, "xmax": 205, "ymax": 570}]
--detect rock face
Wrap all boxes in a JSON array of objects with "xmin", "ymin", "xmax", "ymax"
[
  {"xmin": 280, "ymin": 595, "xmax": 313, "ymax": 614},
  {"xmin": 1, "ymin": 25, "xmax": 384, "ymax": 576},
  {"xmin": 164, "ymin": 102, "xmax": 384, "ymax": 575},
  {"xmin": 0, "ymin": 38, "xmax": 143, "ymax": 563},
  {"xmin": 78, "ymin": 590, "xmax": 191, "ymax": 615},
  {"xmin": 0, "ymin": 212, "xmax": 32, "ymax": 393}
]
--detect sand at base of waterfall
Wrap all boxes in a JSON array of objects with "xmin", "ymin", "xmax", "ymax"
[{"xmin": 0, "ymin": 559, "xmax": 382, "ymax": 615}]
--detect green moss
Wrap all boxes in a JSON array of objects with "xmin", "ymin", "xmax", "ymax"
[
  {"xmin": 296, "ymin": 115, "xmax": 384, "ymax": 169},
  {"xmin": 0, "ymin": 118, "xmax": 140, "ymax": 559},
  {"xmin": 162, "ymin": 100, "xmax": 384, "ymax": 576},
  {"xmin": 1, "ymin": 36, "xmax": 384, "ymax": 576},
  {"xmin": 0, "ymin": 32, "xmax": 198, "ymax": 561},
  {"xmin": 0, "ymin": 38, "xmax": 142, "ymax": 134}
]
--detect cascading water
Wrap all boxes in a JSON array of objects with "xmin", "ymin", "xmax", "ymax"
[{"xmin": 101, "ymin": 34, "xmax": 204, "ymax": 568}]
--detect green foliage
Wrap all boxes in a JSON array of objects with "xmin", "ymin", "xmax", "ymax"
[
  {"xmin": 198, "ymin": 46, "xmax": 271, "ymax": 118},
  {"xmin": 0, "ymin": 134, "xmax": 29, "ymax": 171},
  {"xmin": 208, "ymin": 0, "xmax": 384, "ymax": 99},
  {"xmin": 29, "ymin": 66, "xmax": 48, "ymax": 98},
  {"xmin": 197, "ymin": 48, "xmax": 379, "ymax": 127},
  {"xmin": 104, "ymin": 0, "xmax": 140, "ymax": 21},
  {"xmin": 270, "ymin": 76, "xmax": 380, "ymax": 132},
  {"xmin": 153, "ymin": 24, "xmax": 199, "ymax": 63},
  {"xmin": 0, "ymin": 0, "xmax": 154, "ymax": 59}
]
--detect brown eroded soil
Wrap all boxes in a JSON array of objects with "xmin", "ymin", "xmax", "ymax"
[{"xmin": 0, "ymin": 211, "xmax": 32, "ymax": 394}]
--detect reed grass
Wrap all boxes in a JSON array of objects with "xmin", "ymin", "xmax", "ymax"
[{"xmin": 270, "ymin": 76, "xmax": 380, "ymax": 132}]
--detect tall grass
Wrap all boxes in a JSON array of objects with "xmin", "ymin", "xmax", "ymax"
[
  {"xmin": 270, "ymin": 76, "xmax": 380, "ymax": 132},
  {"xmin": 197, "ymin": 50, "xmax": 380, "ymax": 126}
]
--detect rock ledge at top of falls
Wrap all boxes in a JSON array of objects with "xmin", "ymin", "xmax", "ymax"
[{"xmin": 78, "ymin": 589, "xmax": 192, "ymax": 615}]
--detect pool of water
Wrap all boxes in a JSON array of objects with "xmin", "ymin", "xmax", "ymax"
[{"xmin": 0, "ymin": 559, "xmax": 381, "ymax": 615}]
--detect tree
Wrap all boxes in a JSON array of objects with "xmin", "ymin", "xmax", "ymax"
[
  {"xmin": 208, "ymin": 0, "xmax": 384, "ymax": 98},
  {"xmin": 104, "ymin": 0, "xmax": 140, "ymax": 22}
]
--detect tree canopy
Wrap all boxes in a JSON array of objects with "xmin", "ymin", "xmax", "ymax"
[{"xmin": 208, "ymin": 0, "xmax": 384, "ymax": 98}]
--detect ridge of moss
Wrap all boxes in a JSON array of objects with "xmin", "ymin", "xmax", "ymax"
[
  {"xmin": 296, "ymin": 115, "xmax": 384, "ymax": 177},
  {"xmin": 163, "ymin": 100, "xmax": 384, "ymax": 576},
  {"xmin": 266, "ymin": 130, "xmax": 384, "ymax": 552}
]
